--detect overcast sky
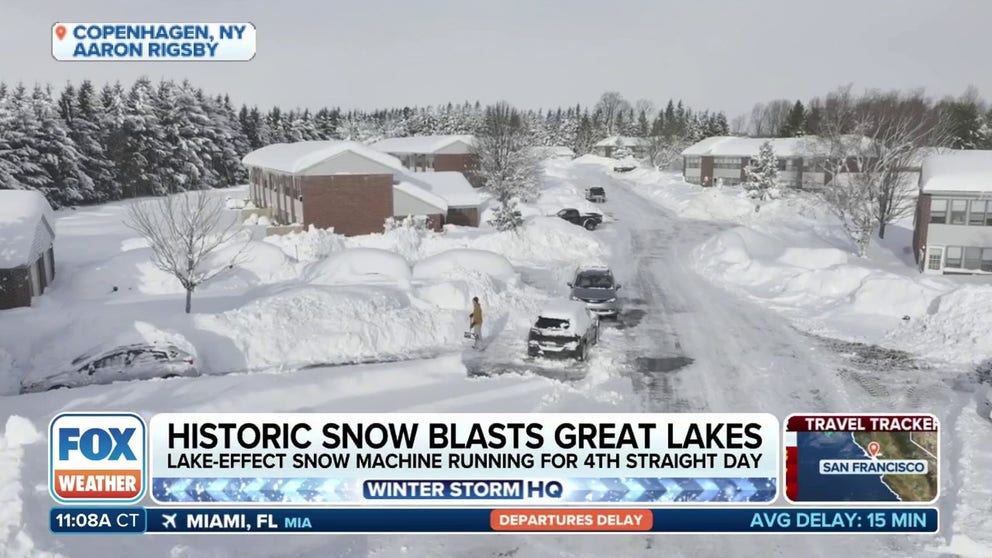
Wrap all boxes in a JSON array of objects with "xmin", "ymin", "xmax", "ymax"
[{"xmin": 2, "ymin": 0, "xmax": 991, "ymax": 118}]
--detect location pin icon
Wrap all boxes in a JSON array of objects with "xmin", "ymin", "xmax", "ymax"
[
  {"xmin": 55, "ymin": 25, "xmax": 67, "ymax": 41},
  {"xmin": 867, "ymin": 441, "xmax": 880, "ymax": 458}
]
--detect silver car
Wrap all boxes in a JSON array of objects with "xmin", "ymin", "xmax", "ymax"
[
  {"xmin": 20, "ymin": 343, "xmax": 198, "ymax": 393},
  {"xmin": 567, "ymin": 266, "xmax": 622, "ymax": 318}
]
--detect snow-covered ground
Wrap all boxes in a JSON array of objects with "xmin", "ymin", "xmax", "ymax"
[
  {"xmin": 1, "ymin": 157, "xmax": 990, "ymax": 557},
  {"xmin": 600, "ymin": 157, "xmax": 992, "ymax": 370}
]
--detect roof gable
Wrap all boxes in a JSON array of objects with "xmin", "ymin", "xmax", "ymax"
[{"xmin": 0, "ymin": 190, "xmax": 55, "ymax": 268}]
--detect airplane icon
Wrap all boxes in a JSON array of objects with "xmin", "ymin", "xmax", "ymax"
[{"xmin": 162, "ymin": 513, "xmax": 177, "ymax": 529}]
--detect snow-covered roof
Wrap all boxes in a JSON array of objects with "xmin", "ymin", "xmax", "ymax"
[
  {"xmin": 0, "ymin": 190, "xmax": 56, "ymax": 268},
  {"xmin": 369, "ymin": 135, "xmax": 477, "ymax": 155},
  {"xmin": 920, "ymin": 150, "xmax": 992, "ymax": 193},
  {"xmin": 681, "ymin": 135, "xmax": 870, "ymax": 158},
  {"xmin": 242, "ymin": 140, "xmax": 406, "ymax": 174},
  {"xmin": 408, "ymin": 172, "xmax": 481, "ymax": 207},
  {"xmin": 537, "ymin": 300, "xmax": 593, "ymax": 327},
  {"xmin": 905, "ymin": 146, "xmax": 960, "ymax": 169},
  {"xmin": 594, "ymin": 136, "xmax": 650, "ymax": 148},
  {"xmin": 394, "ymin": 180, "xmax": 449, "ymax": 213}
]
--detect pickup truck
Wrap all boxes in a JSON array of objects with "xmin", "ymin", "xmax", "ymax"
[{"xmin": 556, "ymin": 208, "xmax": 603, "ymax": 230}]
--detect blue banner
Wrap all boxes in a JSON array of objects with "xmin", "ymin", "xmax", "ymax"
[{"xmin": 51, "ymin": 506, "xmax": 939, "ymax": 534}]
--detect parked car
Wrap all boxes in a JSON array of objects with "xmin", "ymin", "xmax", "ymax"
[
  {"xmin": 527, "ymin": 300, "xmax": 600, "ymax": 361},
  {"xmin": 20, "ymin": 343, "xmax": 198, "ymax": 393},
  {"xmin": 613, "ymin": 163, "xmax": 637, "ymax": 173},
  {"xmin": 585, "ymin": 187, "xmax": 606, "ymax": 203},
  {"xmin": 568, "ymin": 266, "xmax": 622, "ymax": 318},
  {"xmin": 556, "ymin": 208, "xmax": 603, "ymax": 230}
]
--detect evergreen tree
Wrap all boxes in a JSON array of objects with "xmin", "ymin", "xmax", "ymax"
[
  {"xmin": 6, "ymin": 85, "xmax": 50, "ymax": 195},
  {"xmin": 637, "ymin": 110, "xmax": 650, "ymax": 137},
  {"xmin": 743, "ymin": 140, "xmax": 780, "ymax": 205},
  {"xmin": 574, "ymin": 111, "xmax": 595, "ymax": 155},
  {"xmin": 68, "ymin": 81, "xmax": 117, "ymax": 200},
  {"xmin": 31, "ymin": 85, "xmax": 93, "ymax": 206},
  {"xmin": 779, "ymin": 100, "xmax": 807, "ymax": 137},
  {"xmin": 119, "ymin": 77, "xmax": 167, "ymax": 197}
]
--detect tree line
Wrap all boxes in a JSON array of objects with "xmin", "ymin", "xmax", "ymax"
[
  {"xmin": 0, "ymin": 79, "xmax": 725, "ymax": 209},
  {"xmin": 741, "ymin": 85, "xmax": 992, "ymax": 149}
]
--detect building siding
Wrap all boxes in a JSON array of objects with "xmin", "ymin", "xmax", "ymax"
[
  {"xmin": 446, "ymin": 207, "xmax": 480, "ymax": 227},
  {"xmin": 301, "ymin": 174, "xmax": 394, "ymax": 236},
  {"xmin": 0, "ymin": 267, "xmax": 32, "ymax": 310},
  {"xmin": 913, "ymin": 194, "xmax": 930, "ymax": 264}
]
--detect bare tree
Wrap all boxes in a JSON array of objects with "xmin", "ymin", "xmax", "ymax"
[
  {"xmin": 646, "ymin": 134, "xmax": 689, "ymax": 169},
  {"xmin": 633, "ymin": 99, "xmax": 655, "ymax": 121},
  {"xmin": 730, "ymin": 114, "xmax": 748, "ymax": 135},
  {"xmin": 477, "ymin": 101, "xmax": 540, "ymax": 231},
  {"xmin": 595, "ymin": 91, "xmax": 631, "ymax": 136},
  {"xmin": 125, "ymin": 191, "xmax": 248, "ymax": 313},
  {"xmin": 748, "ymin": 100, "xmax": 793, "ymax": 136},
  {"xmin": 820, "ymin": 91, "xmax": 949, "ymax": 255}
]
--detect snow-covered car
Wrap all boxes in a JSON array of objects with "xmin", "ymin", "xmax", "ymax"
[
  {"xmin": 568, "ymin": 266, "xmax": 622, "ymax": 318},
  {"xmin": 20, "ymin": 343, "xmax": 198, "ymax": 393},
  {"xmin": 585, "ymin": 187, "xmax": 606, "ymax": 203},
  {"xmin": 527, "ymin": 300, "xmax": 600, "ymax": 361}
]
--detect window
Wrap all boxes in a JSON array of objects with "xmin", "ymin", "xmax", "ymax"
[
  {"xmin": 945, "ymin": 246, "xmax": 962, "ymax": 268},
  {"xmin": 714, "ymin": 157, "xmax": 740, "ymax": 169},
  {"xmin": 964, "ymin": 247, "xmax": 982, "ymax": 270},
  {"xmin": 970, "ymin": 200, "xmax": 988, "ymax": 226},
  {"xmin": 983, "ymin": 249, "xmax": 992, "ymax": 272},
  {"xmin": 950, "ymin": 200, "xmax": 967, "ymax": 224},
  {"xmin": 927, "ymin": 248, "xmax": 943, "ymax": 271},
  {"xmin": 929, "ymin": 199, "xmax": 947, "ymax": 224},
  {"xmin": 803, "ymin": 158, "xmax": 821, "ymax": 171},
  {"xmin": 782, "ymin": 159, "xmax": 799, "ymax": 171},
  {"xmin": 685, "ymin": 157, "xmax": 701, "ymax": 169},
  {"xmin": 776, "ymin": 159, "xmax": 787, "ymax": 171}
]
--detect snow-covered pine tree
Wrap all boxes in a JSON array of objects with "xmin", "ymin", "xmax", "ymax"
[
  {"xmin": 6, "ymin": 85, "xmax": 51, "ymax": 197},
  {"xmin": 743, "ymin": 140, "xmax": 780, "ymax": 204},
  {"xmin": 31, "ymin": 85, "xmax": 92, "ymax": 206},
  {"xmin": 68, "ymin": 81, "xmax": 117, "ymax": 201},
  {"xmin": 0, "ymin": 88, "xmax": 24, "ymax": 190},
  {"xmin": 119, "ymin": 77, "xmax": 167, "ymax": 197},
  {"xmin": 155, "ymin": 80, "xmax": 211, "ymax": 193}
]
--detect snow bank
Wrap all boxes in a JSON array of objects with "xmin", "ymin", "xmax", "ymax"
[
  {"xmin": 887, "ymin": 285, "xmax": 992, "ymax": 365},
  {"xmin": 413, "ymin": 249, "xmax": 516, "ymax": 282},
  {"xmin": 306, "ymin": 248, "xmax": 411, "ymax": 286},
  {"xmin": 571, "ymin": 154, "xmax": 616, "ymax": 167},
  {"xmin": 193, "ymin": 286, "xmax": 459, "ymax": 370},
  {"xmin": 697, "ymin": 226, "xmax": 945, "ymax": 321},
  {"xmin": 69, "ymin": 241, "xmax": 295, "ymax": 297},
  {"xmin": 0, "ymin": 416, "xmax": 56, "ymax": 558},
  {"xmin": 265, "ymin": 226, "xmax": 347, "ymax": 262}
]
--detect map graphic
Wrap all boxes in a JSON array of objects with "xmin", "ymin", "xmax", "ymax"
[{"xmin": 784, "ymin": 414, "xmax": 938, "ymax": 503}]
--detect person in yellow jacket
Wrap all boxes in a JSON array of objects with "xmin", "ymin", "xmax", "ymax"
[{"xmin": 469, "ymin": 297, "xmax": 483, "ymax": 349}]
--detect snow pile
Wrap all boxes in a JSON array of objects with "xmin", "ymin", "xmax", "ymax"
[
  {"xmin": 265, "ymin": 226, "xmax": 347, "ymax": 262},
  {"xmin": 0, "ymin": 348, "xmax": 15, "ymax": 395},
  {"xmin": 69, "ymin": 240, "xmax": 296, "ymax": 296},
  {"xmin": 194, "ymin": 286, "xmax": 460, "ymax": 370},
  {"xmin": 225, "ymin": 196, "xmax": 248, "ymax": 210},
  {"xmin": 242, "ymin": 213, "xmax": 272, "ymax": 226},
  {"xmin": 412, "ymin": 249, "xmax": 517, "ymax": 282},
  {"xmin": 571, "ymin": 154, "xmax": 617, "ymax": 167},
  {"xmin": 886, "ymin": 285, "xmax": 992, "ymax": 365},
  {"xmin": 306, "ymin": 248, "xmax": 411, "ymax": 286},
  {"xmin": 0, "ymin": 416, "xmax": 57, "ymax": 558}
]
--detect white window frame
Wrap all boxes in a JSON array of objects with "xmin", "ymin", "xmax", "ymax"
[{"xmin": 926, "ymin": 247, "xmax": 943, "ymax": 271}]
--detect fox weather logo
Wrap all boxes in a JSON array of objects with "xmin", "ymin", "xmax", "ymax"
[{"xmin": 49, "ymin": 413, "xmax": 146, "ymax": 503}]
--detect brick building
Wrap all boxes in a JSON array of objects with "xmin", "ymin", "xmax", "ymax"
[
  {"xmin": 680, "ymin": 135, "xmax": 870, "ymax": 188},
  {"xmin": 243, "ymin": 141, "xmax": 481, "ymax": 236},
  {"xmin": 369, "ymin": 135, "xmax": 479, "ymax": 183},
  {"xmin": 913, "ymin": 150, "xmax": 992, "ymax": 274},
  {"xmin": 0, "ymin": 190, "xmax": 56, "ymax": 310}
]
